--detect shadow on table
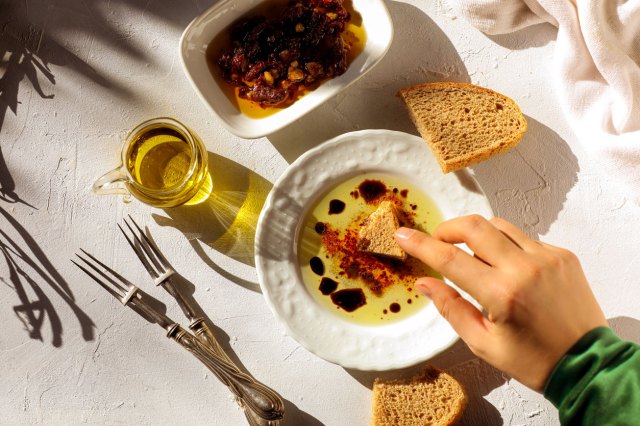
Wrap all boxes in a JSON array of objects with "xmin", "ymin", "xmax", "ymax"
[
  {"xmin": 487, "ymin": 22, "xmax": 557, "ymax": 50},
  {"xmin": 121, "ymin": 227, "xmax": 323, "ymax": 425},
  {"xmin": 153, "ymin": 152, "xmax": 273, "ymax": 293},
  {"xmin": 0, "ymin": 5, "xmax": 100, "ymax": 345},
  {"xmin": 609, "ymin": 316, "xmax": 640, "ymax": 344},
  {"xmin": 0, "ymin": 0, "xmax": 145, "ymax": 135},
  {"xmin": 281, "ymin": 399, "xmax": 324, "ymax": 426},
  {"xmin": 136, "ymin": 267, "xmax": 255, "ymax": 379},
  {"xmin": 0, "ymin": 147, "xmax": 36, "ymax": 208},
  {"xmin": 0, "ymin": 0, "xmax": 150, "ymax": 254},
  {"xmin": 253, "ymin": 184, "xmax": 322, "ymax": 266},
  {"xmin": 344, "ymin": 338, "xmax": 505, "ymax": 425},
  {"xmin": 0, "ymin": 205, "xmax": 95, "ymax": 347},
  {"xmin": 470, "ymin": 115, "xmax": 579, "ymax": 238},
  {"xmin": 268, "ymin": 0, "xmax": 470, "ymax": 163},
  {"xmin": 0, "ymin": 0, "xmax": 217, "ymax": 135}
]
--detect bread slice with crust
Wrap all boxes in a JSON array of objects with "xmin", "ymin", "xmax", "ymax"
[
  {"xmin": 372, "ymin": 365, "xmax": 467, "ymax": 426},
  {"xmin": 357, "ymin": 201, "xmax": 406, "ymax": 260},
  {"xmin": 398, "ymin": 82, "xmax": 527, "ymax": 173}
]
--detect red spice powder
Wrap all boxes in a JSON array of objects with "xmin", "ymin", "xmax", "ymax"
[
  {"xmin": 319, "ymin": 187, "xmax": 426, "ymax": 294},
  {"xmin": 379, "ymin": 195, "xmax": 418, "ymax": 228},
  {"xmin": 322, "ymin": 226, "xmax": 414, "ymax": 293}
]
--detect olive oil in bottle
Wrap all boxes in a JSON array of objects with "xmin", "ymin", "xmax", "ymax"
[
  {"xmin": 123, "ymin": 123, "xmax": 210, "ymax": 207},
  {"xmin": 126, "ymin": 127, "xmax": 192, "ymax": 191},
  {"xmin": 94, "ymin": 117, "xmax": 210, "ymax": 208}
]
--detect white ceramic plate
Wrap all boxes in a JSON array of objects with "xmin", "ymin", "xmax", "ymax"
[
  {"xmin": 254, "ymin": 130, "xmax": 493, "ymax": 370},
  {"xmin": 179, "ymin": 0, "xmax": 393, "ymax": 139}
]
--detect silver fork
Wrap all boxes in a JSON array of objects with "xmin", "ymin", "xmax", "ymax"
[
  {"xmin": 117, "ymin": 216, "xmax": 230, "ymax": 362},
  {"xmin": 73, "ymin": 250, "xmax": 284, "ymax": 425}
]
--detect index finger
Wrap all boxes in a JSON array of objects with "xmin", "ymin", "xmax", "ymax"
[
  {"xmin": 434, "ymin": 215, "xmax": 526, "ymax": 268},
  {"xmin": 395, "ymin": 227, "xmax": 495, "ymax": 307}
]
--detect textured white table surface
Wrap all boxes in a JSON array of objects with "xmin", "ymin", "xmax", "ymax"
[{"xmin": 2, "ymin": 1, "xmax": 640, "ymax": 425}]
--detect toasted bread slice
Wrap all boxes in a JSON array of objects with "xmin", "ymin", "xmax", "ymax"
[
  {"xmin": 372, "ymin": 366, "xmax": 467, "ymax": 426},
  {"xmin": 398, "ymin": 82, "xmax": 527, "ymax": 173},
  {"xmin": 358, "ymin": 201, "xmax": 406, "ymax": 260}
]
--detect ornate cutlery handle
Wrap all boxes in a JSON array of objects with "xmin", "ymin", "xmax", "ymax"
[
  {"xmin": 167, "ymin": 324, "xmax": 285, "ymax": 423},
  {"xmin": 189, "ymin": 318, "xmax": 234, "ymax": 364},
  {"xmin": 190, "ymin": 319, "xmax": 281, "ymax": 425}
]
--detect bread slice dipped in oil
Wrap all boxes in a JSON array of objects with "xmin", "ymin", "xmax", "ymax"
[{"xmin": 357, "ymin": 200, "xmax": 406, "ymax": 261}]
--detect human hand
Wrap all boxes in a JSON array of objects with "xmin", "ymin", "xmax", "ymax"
[{"xmin": 395, "ymin": 215, "xmax": 607, "ymax": 391}]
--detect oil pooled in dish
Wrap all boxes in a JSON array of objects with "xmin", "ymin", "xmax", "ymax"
[
  {"xmin": 298, "ymin": 174, "xmax": 443, "ymax": 325},
  {"xmin": 208, "ymin": 0, "xmax": 366, "ymax": 118}
]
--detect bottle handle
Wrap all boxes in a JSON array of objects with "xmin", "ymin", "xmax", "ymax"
[{"xmin": 93, "ymin": 166, "xmax": 129, "ymax": 196}]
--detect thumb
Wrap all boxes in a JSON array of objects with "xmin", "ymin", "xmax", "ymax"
[{"xmin": 416, "ymin": 277, "xmax": 489, "ymax": 349}]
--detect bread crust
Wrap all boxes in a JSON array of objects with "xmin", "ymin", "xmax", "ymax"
[
  {"xmin": 371, "ymin": 365, "xmax": 467, "ymax": 426},
  {"xmin": 399, "ymin": 82, "xmax": 528, "ymax": 173}
]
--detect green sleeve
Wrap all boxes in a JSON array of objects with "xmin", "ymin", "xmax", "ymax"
[{"xmin": 544, "ymin": 327, "xmax": 640, "ymax": 425}]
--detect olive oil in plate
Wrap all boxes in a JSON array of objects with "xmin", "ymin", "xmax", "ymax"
[{"xmin": 298, "ymin": 173, "xmax": 443, "ymax": 326}]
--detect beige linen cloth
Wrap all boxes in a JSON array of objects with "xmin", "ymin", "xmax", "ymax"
[{"xmin": 449, "ymin": 0, "xmax": 640, "ymax": 200}]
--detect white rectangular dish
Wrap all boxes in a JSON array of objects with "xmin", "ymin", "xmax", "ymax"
[{"xmin": 179, "ymin": 0, "xmax": 393, "ymax": 139}]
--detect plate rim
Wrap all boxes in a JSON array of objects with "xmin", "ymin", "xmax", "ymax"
[{"xmin": 255, "ymin": 129, "xmax": 494, "ymax": 370}]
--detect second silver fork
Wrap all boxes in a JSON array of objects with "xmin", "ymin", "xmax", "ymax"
[
  {"xmin": 118, "ymin": 216, "xmax": 229, "ymax": 360},
  {"xmin": 117, "ymin": 216, "xmax": 285, "ymax": 425},
  {"xmin": 73, "ymin": 249, "xmax": 284, "ymax": 425}
]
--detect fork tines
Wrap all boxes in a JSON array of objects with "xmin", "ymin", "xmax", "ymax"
[
  {"xmin": 118, "ymin": 215, "xmax": 174, "ymax": 285},
  {"xmin": 72, "ymin": 249, "xmax": 139, "ymax": 306}
]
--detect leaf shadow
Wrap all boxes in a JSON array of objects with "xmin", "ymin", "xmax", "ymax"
[
  {"xmin": 0, "ymin": 205, "xmax": 95, "ymax": 346},
  {"xmin": 0, "ymin": 1, "xmax": 142, "ymax": 134}
]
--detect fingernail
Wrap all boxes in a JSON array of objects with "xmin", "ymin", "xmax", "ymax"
[
  {"xmin": 415, "ymin": 282, "xmax": 432, "ymax": 297},
  {"xmin": 395, "ymin": 227, "xmax": 416, "ymax": 240}
]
